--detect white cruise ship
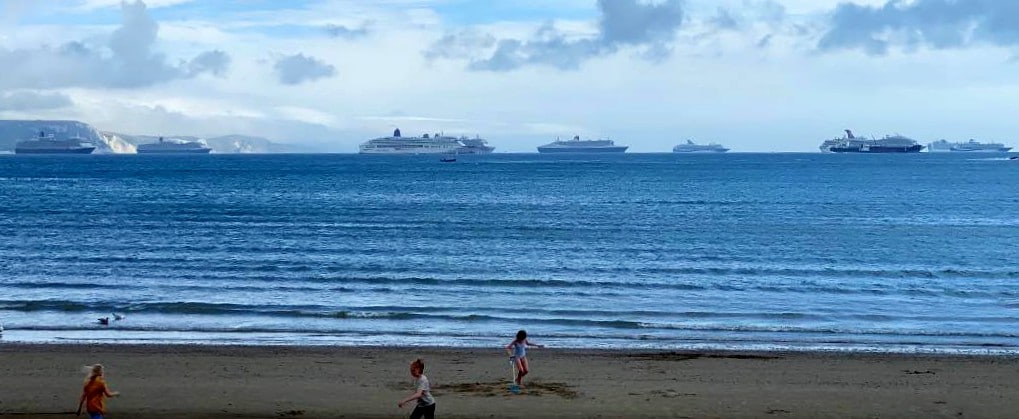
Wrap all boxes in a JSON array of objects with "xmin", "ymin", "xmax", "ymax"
[
  {"xmin": 137, "ymin": 137, "xmax": 212, "ymax": 154},
  {"xmin": 928, "ymin": 139, "xmax": 1012, "ymax": 153},
  {"xmin": 458, "ymin": 137, "xmax": 495, "ymax": 154},
  {"xmin": 673, "ymin": 140, "xmax": 729, "ymax": 153},
  {"xmin": 359, "ymin": 129, "xmax": 485, "ymax": 154}
]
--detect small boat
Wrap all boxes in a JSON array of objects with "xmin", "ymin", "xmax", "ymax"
[{"xmin": 440, "ymin": 151, "xmax": 458, "ymax": 162}]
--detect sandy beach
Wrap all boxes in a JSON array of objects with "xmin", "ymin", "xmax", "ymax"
[{"xmin": 1, "ymin": 345, "xmax": 1017, "ymax": 418}]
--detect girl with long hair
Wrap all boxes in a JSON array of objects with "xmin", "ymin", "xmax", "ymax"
[{"xmin": 76, "ymin": 364, "xmax": 119, "ymax": 419}]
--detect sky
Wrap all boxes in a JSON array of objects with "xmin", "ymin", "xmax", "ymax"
[{"xmin": 1, "ymin": 0, "xmax": 1017, "ymax": 152}]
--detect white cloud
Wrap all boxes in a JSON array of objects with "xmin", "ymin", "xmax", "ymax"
[
  {"xmin": 0, "ymin": 1, "xmax": 228, "ymax": 89},
  {"xmin": 2, "ymin": 0, "xmax": 1017, "ymax": 152},
  {"xmin": 70, "ymin": 0, "xmax": 197, "ymax": 12},
  {"xmin": 274, "ymin": 106, "xmax": 339, "ymax": 127},
  {"xmin": 0, "ymin": 90, "xmax": 73, "ymax": 111}
]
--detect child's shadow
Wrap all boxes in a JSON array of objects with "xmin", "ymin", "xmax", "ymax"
[{"xmin": 434, "ymin": 381, "xmax": 579, "ymax": 399}]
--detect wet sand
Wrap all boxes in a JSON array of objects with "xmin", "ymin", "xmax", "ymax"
[{"xmin": 1, "ymin": 344, "xmax": 1017, "ymax": 418}]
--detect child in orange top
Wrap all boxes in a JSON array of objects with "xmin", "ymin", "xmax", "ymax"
[{"xmin": 77, "ymin": 364, "xmax": 119, "ymax": 419}]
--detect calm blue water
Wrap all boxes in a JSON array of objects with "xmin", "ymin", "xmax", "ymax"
[{"xmin": 1, "ymin": 153, "xmax": 1018, "ymax": 353}]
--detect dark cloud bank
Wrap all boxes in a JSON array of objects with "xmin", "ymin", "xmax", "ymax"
[
  {"xmin": 820, "ymin": 0, "xmax": 1019, "ymax": 54},
  {"xmin": 427, "ymin": 0, "xmax": 686, "ymax": 71},
  {"xmin": 426, "ymin": 0, "xmax": 1019, "ymax": 70},
  {"xmin": 274, "ymin": 53, "xmax": 337, "ymax": 85},
  {"xmin": 325, "ymin": 23, "xmax": 370, "ymax": 39}
]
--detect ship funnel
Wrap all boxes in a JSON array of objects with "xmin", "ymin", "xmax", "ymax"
[
  {"xmin": 393, "ymin": 128, "xmax": 401, "ymax": 138},
  {"xmin": 845, "ymin": 129, "xmax": 855, "ymax": 139},
  {"xmin": 573, "ymin": 135, "xmax": 580, "ymax": 141}
]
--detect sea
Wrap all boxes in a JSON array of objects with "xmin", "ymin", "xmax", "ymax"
[{"xmin": 1, "ymin": 153, "xmax": 1018, "ymax": 354}]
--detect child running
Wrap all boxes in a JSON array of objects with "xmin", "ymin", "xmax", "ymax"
[
  {"xmin": 506, "ymin": 329, "xmax": 544, "ymax": 387},
  {"xmin": 76, "ymin": 364, "xmax": 119, "ymax": 419},
  {"xmin": 397, "ymin": 359, "xmax": 436, "ymax": 419}
]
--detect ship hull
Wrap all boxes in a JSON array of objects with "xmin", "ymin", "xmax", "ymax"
[
  {"xmin": 949, "ymin": 147, "xmax": 1013, "ymax": 153},
  {"xmin": 673, "ymin": 149, "xmax": 729, "ymax": 153},
  {"xmin": 829, "ymin": 145, "xmax": 924, "ymax": 153},
  {"xmin": 15, "ymin": 147, "xmax": 96, "ymax": 154},
  {"xmin": 537, "ymin": 146, "xmax": 628, "ymax": 153},
  {"xmin": 137, "ymin": 149, "xmax": 212, "ymax": 154},
  {"xmin": 359, "ymin": 148, "xmax": 462, "ymax": 155}
]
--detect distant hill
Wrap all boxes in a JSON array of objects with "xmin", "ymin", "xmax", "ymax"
[
  {"xmin": 107, "ymin": 133, "xmax": 300, "ymax": 154},
  {"xmin": 0, "ymin": 120, "xmax": 131, "ymax": 153},
  {"xmin": 206, "ymin": 135, "xmax": 303, "ymax": 153},
  {"xmin": 0, "ymin": 120, "xmax": 296, "ymax": 153}
]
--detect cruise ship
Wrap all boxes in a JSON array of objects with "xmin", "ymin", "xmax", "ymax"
[
  {"xmin": 928, "ymin": 139, "xmax": 1012, "ymax": 153},
  {"xmin": 821, "ymin": 130, "xmax": 923, "ymax": 153},
  {"xmin": 359, "ymin": 129, "xmax": 493, "ymax": 154},
  {"xmin": 137, "ymin": 137, "xmax": 212, "ymax": 154},
  {"xmin": 819, "ymin": 138, "xmax": 840, "ymax": 153},
  {"xmin": 537, "ymin": 136, "xmax": 628, "ymax": 153},
  {"xmin": 673, "ymin": 140, "xmax": 729, "ymax": 153},
  {"xmin": 458, "ymin": 137, "xmax": 495, "ymax": 154},
  {"xmin": 14, "ymin": 131, "xmax": 96, "ymax": 154}
]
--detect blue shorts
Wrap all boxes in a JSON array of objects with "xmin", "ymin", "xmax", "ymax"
[{"xmin": 89, "ymin": 413, "xmax": 104, "ymax": 419}]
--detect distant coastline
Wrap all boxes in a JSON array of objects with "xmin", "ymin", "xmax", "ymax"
[{"xmin": 0, "ymin": 120, "xmax": 297, "ymax": 154}]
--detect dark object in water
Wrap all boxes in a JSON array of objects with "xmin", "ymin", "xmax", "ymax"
[
  {"xmin": 440, "ymin": 157, "xmax": 457, "ymax": 163},
  {"xmin": 97, "ymin": 317, "xmax": 109, "ymax": 325},
  {"xmin": 1010, "ymin": 156, "xmax": 1018, "ymax": 160}
]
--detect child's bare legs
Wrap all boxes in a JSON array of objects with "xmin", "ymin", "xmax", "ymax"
[{"xmin": 515, "ymin": 357, "xmax": 530, "ymax": 385}]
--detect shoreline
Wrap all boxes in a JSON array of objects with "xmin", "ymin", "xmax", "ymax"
[
  {"xmin": 4, "ymin": 337, "xmax": 1019, "ymax": 357},
  {"xmin": 4, "ymin": 341, "xmax": 1019, "ymax": 358},
  {"xmin": 3, "ymin": 344, "xmax": 1018, "ymax": 418}
]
